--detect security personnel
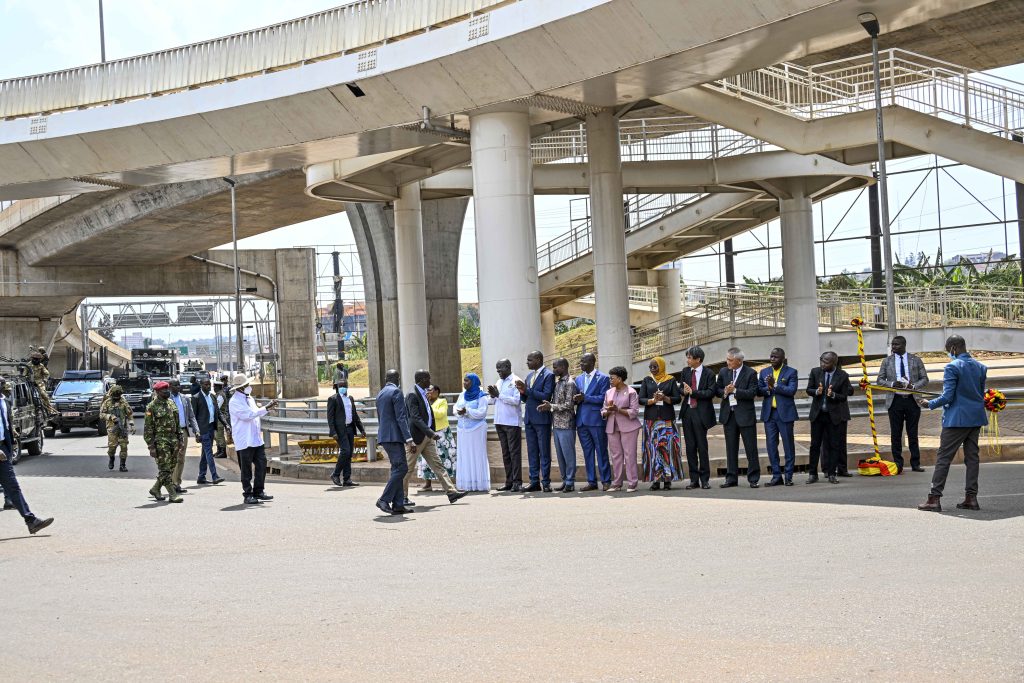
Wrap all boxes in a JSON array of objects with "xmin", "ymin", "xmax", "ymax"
[
  {"xmin": 100, "ymin": 385, "xmax": 135, "ymax": 472},
  {"xmin": 28, "ymin": 352, "xmax": 56, "ymax": 416},
  {"xmin": 143, "ymin": 381, "xmax": 183, "ymax": 503}
]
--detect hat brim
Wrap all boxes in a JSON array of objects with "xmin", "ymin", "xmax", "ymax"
[{"xmin": 229, "ymin": 378, "xmax": 252, "ymax": 391}]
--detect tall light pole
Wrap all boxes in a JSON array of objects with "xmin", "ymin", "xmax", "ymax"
[
  {"xmin": 98, "ymin": 0, "xmax": 107, "ymax": 63},
  {"xmin": 223, "ymin": 178, "xmax": 244, "ymax": 370},
  {"xmin": 859, "ymin": 12, "xmax": 898, "ymax": 334}
]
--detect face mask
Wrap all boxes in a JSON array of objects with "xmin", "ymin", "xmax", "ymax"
[
  {"xmin": 337, "ymin": 387, "xmax": 347, "ymax": 395},
  {"xmin": 243, "ymin": 386, "xmax": 253, "ymax": 395}
]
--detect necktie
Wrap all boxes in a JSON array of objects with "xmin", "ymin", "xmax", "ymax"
[
  {"xmin": 823, "ymin": 372, "xmax": 832, "ymax": 410},
  {"xmin": 690, "ymin": 369, "xmax": 698, "ymax": 408},
  {"xmin": 584, "ymin": 373, "xmax": 591, "ymax": 393},
  {"xmin": 529, "ymin": 372, "xmax": 535, "ymax": 389},
  {"xmin": 898, "ymin": 355, "xmax": 906, "ymax": 381}
]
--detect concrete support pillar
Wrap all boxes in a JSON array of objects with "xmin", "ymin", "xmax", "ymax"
[
  {"xmin": 779, "ymin": 181, "xmax": 819, "ymax": 374},
  {"xmin": 275, "ymin": 249, "xmax": 319, "ymax": 398},
  {"xmin": 541, "ymin": 309, "xmax": 556, "ymax": 360},
  {"xmin": 655, "ymin": 267, "xmax": 682, "ymax": 321},
  {"xmin": 394, "ymin": 183, "xmax": 430, "ymax": 390},
  {"xmin": 470, "ymin": 107, "xmax": 541, "ymax": 378},
  {"xmin": 348, "ymin": 203, "xmax": 400, "ymax": 394},
  {"xmin": 422, "ymin": 197, "xmax": 469, "ymax": 395},
  {"xmin": 586, "ymin": 111, "xmax": 631, "ymax": 371}
]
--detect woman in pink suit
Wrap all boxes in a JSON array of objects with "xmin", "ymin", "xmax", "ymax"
[{"xmin": 601, "ymin": 366, "xmax": 642, "ymax": 492}]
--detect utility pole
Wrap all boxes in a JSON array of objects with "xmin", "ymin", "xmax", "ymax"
[
  {"xmin": 332, "ymin": 251, "xmax": 345, "ymax": 360},
  {"xmin": 224, "ymin": 178, "xmax": 244, "ymax": 370},
  {"xmin": 98, "ymin": 0, "xmax": 106, "ymax": 63},
  {"xmin": 1014, "ymin": 134, "xmax": 1024, "ymax": 293},
  {"xmin": 81, "ymin": 301, "xmax": 91, "ymax": 370}
]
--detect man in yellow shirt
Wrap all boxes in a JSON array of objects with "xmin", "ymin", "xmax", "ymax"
[{"xmin": 757, "ymin": 348, "xmax": 799, "ymax": 486}]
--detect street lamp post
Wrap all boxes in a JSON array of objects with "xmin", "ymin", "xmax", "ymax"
[{"xmin": 859, "ymin": 12, "xmax": 898, "ymax": 334}]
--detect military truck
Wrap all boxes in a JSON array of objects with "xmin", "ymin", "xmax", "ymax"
[
  {"xmin": 114, "ymin": 374, "xmax": 153, "ymax": 413},
  {"xmin": 48, "ymin": 370, "xmax": 111, "ymax": 436},
  {"xmin": 0, "ymin": 367, "xmax": 48, "ymax": 464},
  {"xmin": 131, "ymin": 347, "xmax": 179, "ymax": 382}
]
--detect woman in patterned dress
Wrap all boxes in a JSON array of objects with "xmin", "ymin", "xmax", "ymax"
[
  {"xmin": 416, "ymin": 385, "xmax": 457, "ymax": 488},
  {"xmin": 637, "ymin": 356, "xmax": 684, "ymax": 489}
]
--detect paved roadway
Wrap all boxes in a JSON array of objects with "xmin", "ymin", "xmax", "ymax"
[{"xmin": 2, "ymin": 425, "xmax": 1023, "ymax": 681}]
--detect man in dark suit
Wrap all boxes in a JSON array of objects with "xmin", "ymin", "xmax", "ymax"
[
  {"xmin": 517, "ymin": 351, "xmax": 555, "ymax": 492},
  {"xmin": 758, "ymin": 347, "xmax": 799, "ymax": 486},
  {"xmin": 404, "ymin": 369, "xmax": 466, "ymax": 505},
  {"xmin": 375, "ymin": 369, "xmax": 416, "ymax": 515},
  {"xmin": 574, "ymin": 353, "xmax": 611, "ymax": 491},
  {"xmin": 680, "ymin": 346, "xmax": 717, "ymax": 489},
  {"xmin": 327, "ymin": 377, "xmax": 365, "ymax": 487},
  {"xmin": 805, "ymin": 352, "xmax": 852, "ymax": 484},
  {"xmin": 876, "ymin": 335, "xmax": 930, "ymax": 473},
  {"xmin": 0, "ymin": 390, "xmax": 54, "ymax": 534},
  {"xmin": 191, "ymin": 378, "xmax": 226, "ymax": 485},
  {"xmin": 716, "ymin": 347, "xmax": 760, "ymax": 488}
]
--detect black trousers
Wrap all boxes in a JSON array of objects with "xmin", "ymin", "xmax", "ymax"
[
  {"xmin": 682, "ymin": 411, "xmax": 711, "ymax": 485},
  {"xmin": 332, "ymin": 427, "xmax": 355, "ymax": 481},
  {"xmin": 808, "ymin": 412, "xmax": 840, "ymax": 476},
  {"xmin": 723, "ymin": 416, "xmax": 760, "ymax": 484},
  {"xmin": 0, "ymin": 445, "xmax": 35, "ymax": 522},
  {"xmin": 888, "ymin": 395, "xmax": 922, "ymax": 470},
  {"xmin": 496, "ymin": 424, "xmax": 522, "ymax": 486},
  {"xmin": 237, "ymin": 445, "xmax": 267, "ymax": 497}
]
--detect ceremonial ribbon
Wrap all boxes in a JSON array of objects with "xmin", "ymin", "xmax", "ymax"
[
  {"xmin": 861, "ymin": 384, "xmax": 939, "ymax": 397},
  {"xmin": 851, "ymin": 318, "xmax": 881, "ymax": 459}
]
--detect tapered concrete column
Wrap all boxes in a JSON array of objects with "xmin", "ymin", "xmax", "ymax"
[
  {"xmin": 275, "ymin": 249, "xmax": 319, "ymax": 398},
  {"xmin": 394, "ymin": 182, "xmax": 430, "ymax": 389},
  {"xmin": 586, "ymin": 111, "xmax": 631, "ymax": 370},
  {"xmin": 470, "ymin": 107, "xmax": 541, "ymax": 377},
  {"xmin": 423, "ymin": 197, "xmax": 470, "ymax": 394},
  {"xmin": 779, "ymin": 181, "xmax": 819, "ymax": 373},
  {"xmin": 541, "ymin": 309, "xmax": 556, "ymax": 360},
  {"xmin": 656, "ymin": 267, "xmax": 682, "ymax": 320}
]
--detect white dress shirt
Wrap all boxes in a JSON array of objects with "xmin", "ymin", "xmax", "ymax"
[
  {"xmin": 0, "ymin": 395, "xmax": 7, "ymax": 444},
  {"xmin": 229, "ymin": 391, "xmax": 267, "ymax": 450},
  {"xmin": 491, "ymin": 374, "xmax": 522, "ymax": 427}
]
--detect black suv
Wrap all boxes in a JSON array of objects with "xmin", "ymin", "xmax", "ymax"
[
  {"xmin": 115, "ymin": 375, "xmax": 153, "ymax": 413},
  {"xmin": 48, "ymin": 370, "xmax": 110, "ymax": 436},
  {"xmin": 0, "ymin": 371, "xmax": 48, "ymax": 464}
]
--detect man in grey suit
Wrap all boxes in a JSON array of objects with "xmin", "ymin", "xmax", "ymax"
[
  {"xmin": 876, "ymin": 335, "xmax": 929, "ymax": 473},
  {"xmin": 375, "ymin": 369, "xmax": 416, "ymax": 516}
]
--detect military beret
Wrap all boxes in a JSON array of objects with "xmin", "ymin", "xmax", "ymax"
[{"xmin": 153, "ymin": 381, "xmax": 170, "ymax": 391}]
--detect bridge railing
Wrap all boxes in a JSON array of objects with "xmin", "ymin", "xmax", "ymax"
[
  {"xmin": 711, "ymin": 48, "xmax": 1024, "ymax": 137},
  {"xmin": 0, "ymin": 0, "xmax": 515, "ymax": 120}
]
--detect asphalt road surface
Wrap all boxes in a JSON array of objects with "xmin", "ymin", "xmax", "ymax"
[{"xmin": 2, "ymin": 426, "xmax": 1022, "ymax": 681}]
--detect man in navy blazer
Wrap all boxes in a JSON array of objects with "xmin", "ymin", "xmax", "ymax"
[
  {"xmin": 0, "ymin": 390, "xmax": 54, "ymax": 534},
  {"xmin": 375, "ymin": 369, "xmax": 416, "ymax": 515},
  {"xmin": 574, "ymin": 353, "xmax": 611, "ymax": 491},
  {"xmin": 758, "ymin": 347, "xmax": 799, "ymax": 486},
  {"xmin": 517, "ymin": 350, "xmax": 555, "ymax": 492}
]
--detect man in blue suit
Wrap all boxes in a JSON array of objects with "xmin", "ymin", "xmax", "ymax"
[
  {"xmin": 758, "ymin": 347, "xmax": 799, "ymax": 486},
  {"xmin": 918, "ymin": 335, "xmax": 987, "ymax": 512},
  {"xmin": 574, "ymin": 352, "xmax": 611, "ymax": 491},
  {"xmin": 517, "ymin": 350, "xmax": 555, "ymax": 492},
  {"xmin": 0, "ymin": 387, "xmax": 54, "ymax": 534},
  {"xmin": 375, "ymin": 369, "xmax": 416, "ymax": 515}
]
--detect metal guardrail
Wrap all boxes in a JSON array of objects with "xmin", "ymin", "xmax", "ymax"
[
  {"xmin": 0, "ymin": 0, "xmax": 516, "ymax": 120},
  {"xmin": 711, "ymin": 48, "xmax": 1024, "ymax": 137}
]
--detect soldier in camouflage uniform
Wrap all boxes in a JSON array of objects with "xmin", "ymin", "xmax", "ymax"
[
  {"xmin": 144, "ymin": 381, "xmax": 183, "ymax": 503},
  {"xmin": 28, "ymin": 352, "xmax": 56, "ymax": 417},
  {"xmin": 100, "ymin": 385, "xmax": 135, "ymax": 472},
  {"xmin": 216, "ymin": 375, "xmax": 232, "ymax": 457}
]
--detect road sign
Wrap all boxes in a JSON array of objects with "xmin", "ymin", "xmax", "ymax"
[{"xmin": 256, "ymin": 353, "xmax": 279, "ymax": 362}]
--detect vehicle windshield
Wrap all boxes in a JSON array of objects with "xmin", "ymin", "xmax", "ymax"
[
  {"xmin": 117, "ymin": 377, "xmax": 150, "ymax": 392},
  {"xmin": 54, "ymin": 380, "xmax": 105, "ymax": 397}
]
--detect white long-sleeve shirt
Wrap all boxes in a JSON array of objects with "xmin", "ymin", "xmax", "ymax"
[
  {"xmin": 229, "ymin": 391, "xmax": 267, "ymax": 450},
  {"xmin": 491, "ymin": 374, "xmax": 522, "ymax": 427}
]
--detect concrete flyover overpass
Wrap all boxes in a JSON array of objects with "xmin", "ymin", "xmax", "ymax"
[{"xmin": 2, "ymin": 0, "xmax": 1024, "ymax": 392}]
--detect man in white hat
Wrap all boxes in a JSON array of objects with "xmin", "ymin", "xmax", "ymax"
[{"xmin": 227, "ymin": 373, "xmax": 278, "ymax": 505}]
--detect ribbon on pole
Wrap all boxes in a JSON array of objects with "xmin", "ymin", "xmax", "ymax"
[{"xmin": 851, "ymin": 317, "xmax": 881, "ymax": 459}]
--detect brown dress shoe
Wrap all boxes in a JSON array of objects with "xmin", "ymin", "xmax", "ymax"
[
  {"xmin": 955, "ymin": 494, "xmax": 981, "ymax": 510},
  {"xmin": 917, "ymin": 494, "xmax": 942, "ymax": 512}
]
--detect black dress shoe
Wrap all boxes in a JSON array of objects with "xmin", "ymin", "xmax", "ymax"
[
  {"xmin": 828, "ymin": 475, "xmax": 839, "ymax": 484},
  {"xmin": 784, "ymin": 480, "xmax": 794, "ymax": 486},
  {"xmin": 196, "ymin": 479, "xmax": 209, "ymax": 485},
  {"xmin": 254, "ymin": 493, "xmax": 274, "ymax": 501},
  {"xmin": 342, "ymin": 480, "xmax": 359, "ymax": 487},
  {"xmin": 244, "ymin": 496, "xmax": 263, "ymax": 505},
  {"xmin": 580, "ymin": 483, "xmax": 598, "ymax": 492},
  {"xmin": 650, "ymin": 481, "xmax": 662, "ymax": 491},
  {"xmin": 27, "ymin": 517, "xmax": 54, "ymax": 534},
  {"xmin": 496, "ymin": 484, "xmax": 513, "ymax": 492},
  {"xmin": 542, "ymin": 485, "xmax": 553, "ymax": 493},
  {"xmin": 510, "ymin": 483, "xmax": 523, "ymax": 492},
  {"xmin": 749, "ymin": 482, "xmax": 760, "ymax": 488},
  {"xmin": 553, "ymin": 484, "xmax": 565, "ymax": 492},
  {"xmin": 391, "ymin": 506, "xmax": 415, "ymax": 514},
  {"xmin": 685, "ymin": 482, "xmax": 701, "ymax": 490},
  {"xmin": 664, "ymin": 480, "xmax": 672, "ymax": 490},
  {"xmin": 805, "ymin": 475, "xmax": 819, "ymax": 484},
  {"xmin": 720, "ymin": 481, "xmax": 738, "ymax": 488},
  {"xmin": 4, "ymin": 501, "xmax": 16, "ymax": 510},
  {"xmin": 402, "ymin": 499, "xmax": 416, "ymax": 507},
  {"xmin": 212, "ymin": 477, "xmax": 225, "ymax": 485},
  {"xmin": 765, "ymin": 479, "xmax": 784, "ymax": 487},
  {"xmin": 375, "ymin": 500, "xmax": 393, "ymax": 515},
  {"xmin": 838, "ymin": 472, "xmax": 853, "ymax": 478},
  {"xmin": 447, "ymin": 490, "xmax": 467, "ymax": 504},
  {"xmin": 911, "ymin": 466, "xmax": 926, "ymax": 472},
  {"xmin": 330, "ymin": 474, "xmax": 342, "ymax": 487},
  {"xmin": 701, "ymin": 483, "xmax": 711, "ymax": 489},
  {"xmin": 523, "ymin": 483, "xmax": 542, "ymax": 492},
  {"xmin": 562, "ymin": 486, "xmax": 574, "ymax": 493}
]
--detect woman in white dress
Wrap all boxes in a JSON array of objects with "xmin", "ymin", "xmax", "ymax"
[{"xmin": 455, "ymin": 373, "xmax": 490, "ymax": 492}]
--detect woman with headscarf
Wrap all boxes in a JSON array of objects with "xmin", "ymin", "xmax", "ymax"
[
  {"xmin": 454, "ymin": 373, "xmax": 490, "ymax": 492},
  {"xmin": 637, "ymin": 357, "xmax": 684, "ymax": 490}
]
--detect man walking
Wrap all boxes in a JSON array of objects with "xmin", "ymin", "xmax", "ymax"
[
  {"xmin": 213, "ymin": 376, "xmax": 229, "ymax": 458},
  {"xmin": 518, "ymin": 351, "xmax": 555, "ymax": 492},
  {"xmin": 758, "ymin": 347, "xmax": 799, "ymax": 486},
  {"xmin": 805, "ymin": 352, "xmax": 852, "ymax": 485},
  {"xmin": 918, "ymin": 335, "xmax": 987, "ymax": 512},
  {"xmin": 0, "ymin": 384, "xmax": 54, "ymax": 533},
  {"xmin": 574, "ymin": 353, "xmax": 611, "ymax": 491},
  {"xmin": 404, "ymin": 370, "xmax": 466, "ymax": 505},
  {"xmin": 540, "ymin": 358, "xmax": 580, "ymax": 492},
  {"xmin": 375, "ymin": 369, "xmax": 416, "ymax": 515},
  {"xmin": 716, "ymin": 347, "xmax": 760, "ymax": 488},
  {"xmin": 228, "ymin": 373, "xmax": 278, "ymax": 505},
  {"xmin": 144, "ymin": 381, "xmax": 183, "ymax": 503},
  {"xmin": 680, "ymin": 346, "xmax": 717, "ymax": 490},
  {"xmin": 100, "ymin": 385, "xmax": 135, "ymax": 472},
  {"xmin": 487, "ymin": 359, "xmax": 523, "ymax": 492},
  {"xmin": 191, "ymin": 378, "xmax": 225, "ymax": 486},
  {"xmin": 168, "ymin": 379, "xmax": 200, "ymax": 494},
  {"xmin": 876, "ymin": 335, "xmax": 929, "ymax": 473},
  {"xmin": 327, "ymin": 378, "xmax": 365, "ymax": 487}
]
